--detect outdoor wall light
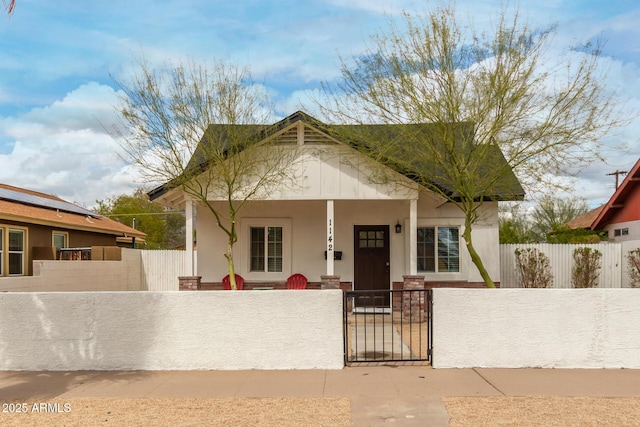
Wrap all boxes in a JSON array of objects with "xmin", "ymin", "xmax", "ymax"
[{"xmin": 395, "ymin": 221, "xmax": 402, "ymax": 233}]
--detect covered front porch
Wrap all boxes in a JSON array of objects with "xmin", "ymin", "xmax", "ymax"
[{"xmin": 178, "ymin": 193, "xmax": 493, "ymax": 296}]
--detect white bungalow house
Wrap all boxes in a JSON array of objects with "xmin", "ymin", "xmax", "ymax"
[{"xmin": 149, "ymin": 111, "xmax": 524, "ymax": 299}]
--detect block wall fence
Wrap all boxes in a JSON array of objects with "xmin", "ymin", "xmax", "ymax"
[
  {"xmin": 432, "ymin": 288, "xmax": 640, "ymax": 369},
  {"xmin": 0, "ymin": 290, "xmax": 344, "ymax": 371},
  {"xmin": 2, "ymin": 288, "xmax": 640, "ymax": 370}
]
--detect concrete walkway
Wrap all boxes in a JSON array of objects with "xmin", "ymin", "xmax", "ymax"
[
  {"xmin": 0, "ymin": 366, "xmax": 640, "ymax": 426},
  {"xmin": 3, "ymin": 367, "xmax": 640, "ymax": 426},
  {"xmin": 350, "ymin": 316, "xmax": 413, "ymax": 361}
]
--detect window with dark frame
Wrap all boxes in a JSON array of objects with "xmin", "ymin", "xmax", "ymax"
[
  {"xmin": 250, "ymin": 226, "xmax": 283, "ymax": 272},
  {"xmin": 417, "ymin": 226, "xmax": 460, "ymax": 273}
]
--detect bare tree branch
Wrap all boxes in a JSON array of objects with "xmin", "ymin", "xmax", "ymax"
[
  {"xmin": 318, "ymin": 6, "xmax": 624, "ymax": 287},
  {"xmin": 3, "ymin": 0, "xmax": 15, "ymax": 17},
  {"xmin": 112, "ymin": 58, "xmax": 300, "ymax": 289}
]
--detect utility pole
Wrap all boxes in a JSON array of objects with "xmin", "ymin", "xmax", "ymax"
[{"xmin": 607, "ymin": 170, "xmax": 628, "ymax": 190}]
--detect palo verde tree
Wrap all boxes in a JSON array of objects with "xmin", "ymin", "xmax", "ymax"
[
  {"xmin": 114, "ymin": 59, "xmax": 299, "ymax": 289},
  {"xmin": 319, "ymin": 5, "xmax": 621, "ymax": 287},
  {"xmin": 530, "ymin": 195, "xmax": 589, "ymax": 240},
  {"xmin": 499, "ymin": 202, "xmax": 535, "ymax": 244}
]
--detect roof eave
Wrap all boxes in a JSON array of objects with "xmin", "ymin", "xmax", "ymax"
[
  {"xmin": 592, "ymin": 158, "xmax": 640, "ymax": 230},
  {"xmin": 0, "ymin": 213, "xmax": 146, "ymax": 238}
]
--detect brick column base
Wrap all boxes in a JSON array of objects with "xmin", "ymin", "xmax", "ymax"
[
  {"xmin": 179, "ymin": 276, "xmax": 202, "ymax": 291},
  {"xmin": 320, "ymin": 275, "xmax": 340, "ymax": 290},
  {"xmin": 403, "ymin": 275, "xmax": 425, "ymax": 322}
]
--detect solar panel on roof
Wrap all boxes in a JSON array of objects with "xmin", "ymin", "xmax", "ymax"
[{"xmin": 0, "ymin": 188, "xmax": 100, "ymax": 218}]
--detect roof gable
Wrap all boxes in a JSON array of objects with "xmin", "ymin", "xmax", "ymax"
[
  {"xmin": 150, "ymin": 111, "xmax": 524, "ymax": 203},
  {"xmin": 591, "ymin": 158, "xmax": 640, "ymax": 230}
]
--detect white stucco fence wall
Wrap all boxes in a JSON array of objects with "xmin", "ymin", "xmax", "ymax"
[
  {"xmin": 0, "ymin": 290, "xmax": 344, "ymax": 371},
  {"xmin": 433, "ymin": 288, "xmax": 640, "ymax": 369}
]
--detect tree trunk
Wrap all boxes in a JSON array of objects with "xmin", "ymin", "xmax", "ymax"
[
  {"xmin": 224, "ymin": 241, "xmax": 237, "ymax": 290},
  {"xmin": 463, "ymin": 214, "xmax": 496, "ymax": 288}
]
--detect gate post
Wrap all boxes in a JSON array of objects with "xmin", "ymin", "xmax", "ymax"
[{"xmin": 402, "ymin": 275, "xmax": 425, "ymax": 322}]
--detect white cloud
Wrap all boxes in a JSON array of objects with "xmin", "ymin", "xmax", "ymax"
[{"xmin": 0, "ymin": 83, "xmax": 143, "ymax": 208}]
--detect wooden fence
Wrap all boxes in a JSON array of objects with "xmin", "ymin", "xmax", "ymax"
[
  {"xmin": 500, "ymin": 241, "xmax": 640, "ymax": 288},
  {"xmin": 140, "ymin": 250, "xmax": 196, "ymax": 291}
]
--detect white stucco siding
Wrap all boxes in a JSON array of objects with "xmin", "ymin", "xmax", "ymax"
[
  {"xmin": 197, "ymin": 200, "xmax": 409, "ymax": 284},
  {"xmin": 196, "ymin": 198, "xmax": 500, "ymax": 286},
  {"xmin": 412, "ymin": 197, "xmax": 500, "ymax": 284},
  {"xmin": 605, "ymin": 220, "xmax": 640, "ymax": 242},
  {"xmin": 467, "ymin": 220, "xmax": 500, "ymax": 282}
]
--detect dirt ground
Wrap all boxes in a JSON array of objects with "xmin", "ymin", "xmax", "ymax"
[
  {"xmin": 444, "ymin": 396, "xmax": 640, "ymax": 426},
  {"xmin": 398, "ymin": 321, "xmax": 429, "ymax": 359},
  {"xmin": 4, "ymin": 395, "xmax": 640, "ymax": 426},
  {"xmin": 0, "ymin": 397, "xmax": 351, "ymax": 427}
]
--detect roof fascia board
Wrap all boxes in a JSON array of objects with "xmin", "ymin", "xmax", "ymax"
[
  {"xmin": 0, "ymin": 213, "xmax": 145, "ymax": 237},
  {"xmin": 592, "ymin": 158, "xmax": 640, "ymax": 229}
]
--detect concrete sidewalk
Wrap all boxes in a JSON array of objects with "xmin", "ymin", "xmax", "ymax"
[{"xmin": 3, "ymin": 367, "xmax": 640, "ymax": 426}]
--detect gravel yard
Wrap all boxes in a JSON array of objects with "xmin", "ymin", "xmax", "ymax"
[
  {"xmin": 445, "ymin": 396, "xmax": 640, "ymax": 426},
  {"xmin": 0, "ymin": 397, "xmax": 351, "ymax": 427}
]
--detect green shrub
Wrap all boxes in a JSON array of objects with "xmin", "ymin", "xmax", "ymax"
[
  {"xmin": 627, "ymin": 248, "xmax": 640, "ymax": 288},
  {"xmin": 571, "ymin": 247, "xmax": 602, "ymax": 288},
  {"xmin": 515, "ymin": 248, "xmax": 553, "ymax": 288}
]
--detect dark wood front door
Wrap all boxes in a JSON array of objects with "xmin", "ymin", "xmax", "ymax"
[{"xmin": 353, "ymin": 225, "xmax": 390, "ymax": 308}]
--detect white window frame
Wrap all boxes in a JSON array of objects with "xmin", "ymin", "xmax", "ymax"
[
  {"xmin": 241, "ymin": 218, "xmax": 291, "ymax": 280},
  {"xmin": 415, "ymin": 219, "xmax": 465, "ymax": 281}
]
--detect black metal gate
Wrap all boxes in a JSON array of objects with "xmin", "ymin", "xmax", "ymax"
[{"xmin": 343, "ymin": 289, "xmax": 432, "ymax": 364}]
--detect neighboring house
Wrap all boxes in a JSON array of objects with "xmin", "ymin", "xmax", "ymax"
[
  {"xmin": 150, "ymin": 111, "xmax": 523, "ymax": 297},
  {"xmin": 568, "ymin": 158, "xmax": 640, "ymax": 242},
  {"xmin": 0, "ymin": 183, "xmax": 145, "ymax": 276}
]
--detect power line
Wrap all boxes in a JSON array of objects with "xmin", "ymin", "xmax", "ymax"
[
  {"xmin": 103, "ymin": 212, "xmax": 185, "ymax": 217},
  {"xmin": 606, "ymin": 170, "xmax": 628, "ymax": 190}
]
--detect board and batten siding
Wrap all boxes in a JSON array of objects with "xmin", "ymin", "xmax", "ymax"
[{"xmin": 141, "ymin": 250, "xmax": 196, "ymax": 291}]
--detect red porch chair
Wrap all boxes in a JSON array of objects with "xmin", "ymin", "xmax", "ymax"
[
  {"xmin": 222, "ymin": 274, "xmax": 244, "ymax": 290},
  {"xmin": 287, "ymin": 273, "xmax": 307, "ymax": 290}
]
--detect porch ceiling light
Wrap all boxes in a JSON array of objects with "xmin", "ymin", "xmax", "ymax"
[{"xmin": 395, "ymin": 221, "xmax": 402, "ymax": 233}]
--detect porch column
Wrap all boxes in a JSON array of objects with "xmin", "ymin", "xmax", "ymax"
[
  {"xmin": 409, "ymin": 199, "xmax": 418, "ymax": 275},
  {"xmin": 326, "ymin": 199, "xmax": 334, "ymax": 276},
  {"xmin": 185, "ymin": 199, "xmax": 195, "ymax": 276}
]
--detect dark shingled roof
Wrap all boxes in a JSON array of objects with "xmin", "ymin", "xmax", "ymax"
[{"xmin": 150, "ymin": 111, "xmax": 525, "ymax": 202}]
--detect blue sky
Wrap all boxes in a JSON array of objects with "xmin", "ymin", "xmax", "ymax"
[{"xmin": 0, "ymin": 0, "xmax": 639, "ymax": 208}]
